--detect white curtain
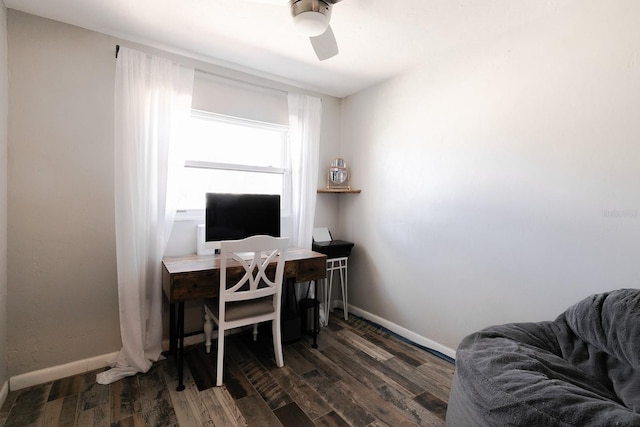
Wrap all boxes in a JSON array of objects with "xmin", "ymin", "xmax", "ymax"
[
  {"xmin": 97, "ymin": 47, "xmax": 194, "ymax": 384},
  {"xmin": 288, "ymin": 93, "xmax": 322, "ymax": 249}
]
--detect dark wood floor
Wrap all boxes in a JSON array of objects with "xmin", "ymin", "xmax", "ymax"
[{"xmin": 0, "ymin": 310, "xmax": 454, "ymax": 426}]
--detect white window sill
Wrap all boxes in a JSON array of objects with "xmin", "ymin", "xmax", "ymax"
[
  {"xmin": 175, "ymin": 210, "xmax": 204, "ymax": 222},
  {"xmin": 174, "ymin": 209, "xmax": 292, "ymax": 222}
]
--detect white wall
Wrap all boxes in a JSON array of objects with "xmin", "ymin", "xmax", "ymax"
[
  {"xmin": 0, "ymin": 2, "xmax": 9, "ymax": 402},
  {"xmin": 340, "ymin": 0, "xmax": 640, "ymax": 356},
  {"xmin": 7, "ymin": 10, "xmax": 341, "ymax": 379}
]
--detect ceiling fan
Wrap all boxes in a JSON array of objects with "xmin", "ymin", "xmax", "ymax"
[
  {"xmin": 251, "ymin": 0, "xmax": 343, "ymax": 61},
  {"xmin": 290, "ymin": 0, "xmax": 342, "ymax": 61}
]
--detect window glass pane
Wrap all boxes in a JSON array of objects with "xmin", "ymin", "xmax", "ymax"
[
  {"xmin": 184, "ymin": 116, "xmax": 285, "ymax": 168},
  {"xmin": 177, "ymin": 167, "xmax": 284, "ymax": 210},
  {"xmin": 176, "ymin": 112, "xmax": 289, "ymax": 213}
]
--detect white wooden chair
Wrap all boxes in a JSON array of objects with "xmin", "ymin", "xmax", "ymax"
[{"xmin": 203, "ymin": 235, "xmax": 289, "ymax": 386}]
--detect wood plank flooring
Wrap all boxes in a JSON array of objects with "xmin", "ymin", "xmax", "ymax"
[{"xmin": 0, "ymin": 310, "xmax": 454, "ymax": 426}]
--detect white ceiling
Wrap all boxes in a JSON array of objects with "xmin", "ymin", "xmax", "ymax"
[{"xmin": 3, "ymin": 0, "xmax": 574, "ymax": 98}]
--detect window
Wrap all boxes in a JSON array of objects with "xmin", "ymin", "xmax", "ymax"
[{"xmin": 176, "ymin": 110, "xmax": 290, "ymax": 216}]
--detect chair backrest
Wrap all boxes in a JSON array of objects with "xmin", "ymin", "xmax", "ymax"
[{"xmin": 219, "ymin": 235, "xmax": 289, "ymax": 305}]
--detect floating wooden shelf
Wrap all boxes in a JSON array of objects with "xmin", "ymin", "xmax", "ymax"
[{"xmin": 317, "ymin": 188, "xmax": 361, "ymax": 194}]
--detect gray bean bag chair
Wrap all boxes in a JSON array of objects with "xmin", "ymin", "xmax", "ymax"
[{"xmin": 446, "ymin": 288, "xmax": 640, "ymax": 426}]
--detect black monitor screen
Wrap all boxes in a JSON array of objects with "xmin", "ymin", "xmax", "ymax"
[{"xmin": 205, "ymin": 193, "xmax": 281, "ymax": 242}]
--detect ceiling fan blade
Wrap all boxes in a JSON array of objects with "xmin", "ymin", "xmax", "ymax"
[{"xmin": 310, "ymin": 25, "xmax": 339, "ymax": 60}]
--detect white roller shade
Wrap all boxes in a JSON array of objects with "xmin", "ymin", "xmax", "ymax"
[{"xmin": 192, "ymin": 71, "xmax": 289, "ymax": 125}]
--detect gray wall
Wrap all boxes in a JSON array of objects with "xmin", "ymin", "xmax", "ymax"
[
  {"xmin": 7, "ymin": 11, "xmax": 120, "ymax": 377},
  {"xmin": 6, "ymin": 10, "xmax": 340, "ymax": 379},
  {"xmin": 340, "ymin": 0, "xmax": 640, "ymax": 357},
  {"xmin": 0, "ymin": 3, "xmax": 9, "ymax": 395}
]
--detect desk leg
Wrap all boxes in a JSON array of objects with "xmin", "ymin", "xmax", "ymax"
[
  {"xmin": 176, "ymin": 302, "xmax": 185, "ymax": 391},
  {"xmin": 169, "ymin": 303, "xmax": 176, "ymax": 356},
  {"xmin": 312, "ymin": 280, "xmax": 319, "ymax": 348},
  {"xmin": 309, "ymin": 280, "xmax": 320, "ymax": 348}
]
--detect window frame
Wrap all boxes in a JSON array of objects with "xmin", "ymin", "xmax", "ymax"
[{"xmin": 175, "ymin": 110, "xmax": 291, "ymax": 221}]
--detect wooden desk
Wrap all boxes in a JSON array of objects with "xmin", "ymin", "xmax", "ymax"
[{"xmin": 162, "ymin": 248, "xmax": 327, "ymax": 391}]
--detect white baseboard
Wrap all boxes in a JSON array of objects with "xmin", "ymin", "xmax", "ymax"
[
  {"xmin": 333, "ymin": 300, "xmax": 456, "ymax": 360},
  {"xmin": 7, "ymin": 310, "xmax": 453, "ymax": 394},
  {"xmin": 8, "ymin": 333, "xmax": 211, "ymax": 393},
  {"xmin": 9, "ymin": 351, "xmax": 119, "ymax": 391},
  {"xmin": 0, "ymin": 380, "xmax": 8, "ymax": 410}
]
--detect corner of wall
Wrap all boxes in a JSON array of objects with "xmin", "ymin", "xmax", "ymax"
[{"xmin": 0, "ymin": 0, "xmax": 9, "ymax": 399}]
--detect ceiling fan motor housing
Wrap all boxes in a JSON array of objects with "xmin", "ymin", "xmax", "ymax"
[
  {"xmin": 290, "ymin": 0, "xmax": 333, "ymax": 19},
  {"xmin": 289, "ymin": 0, "xmax": 334, "ymax": 36}
]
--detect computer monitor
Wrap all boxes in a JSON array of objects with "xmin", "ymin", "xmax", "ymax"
[{"xmin": 205, "ymin": 193, "xmax": 281, "ymax": 248}]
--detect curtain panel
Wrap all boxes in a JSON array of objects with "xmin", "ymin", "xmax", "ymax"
[
  {"xmin": 97, "ymin": 47, "xmax": 194, "ymax": 385},
  {"xmin": 288, "ymin": 93, "xmax": 322, "ymax": 250}
]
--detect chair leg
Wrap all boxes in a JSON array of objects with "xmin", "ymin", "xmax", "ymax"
[
  {"xmin": 341, "ymin": 259, "xmax": 348, "ymax": 320},
  {"xmin": 323, "ymin": 276, "xmax": 328, "ymax": 322},
  {"xmin": 216, "ymin": 330, "xmax": 225, "ymax": 386},
  {"xmin": 204, "ymin": 307, "xmax": 214, "ymax": 354},
  {"xmin": 253, "ymin": 324, "xmax": 258, "ymax": 342},
  {"xmin": 321, "ymin": 277, "xmax": 328, "ymax": 325},
  {"xmin": 272, "ymin": 318, "xmax": 284, "ymax": 367},
  {"xmin": 326, "ymin": 266, "xmax": 334, "ymax": 323}
]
